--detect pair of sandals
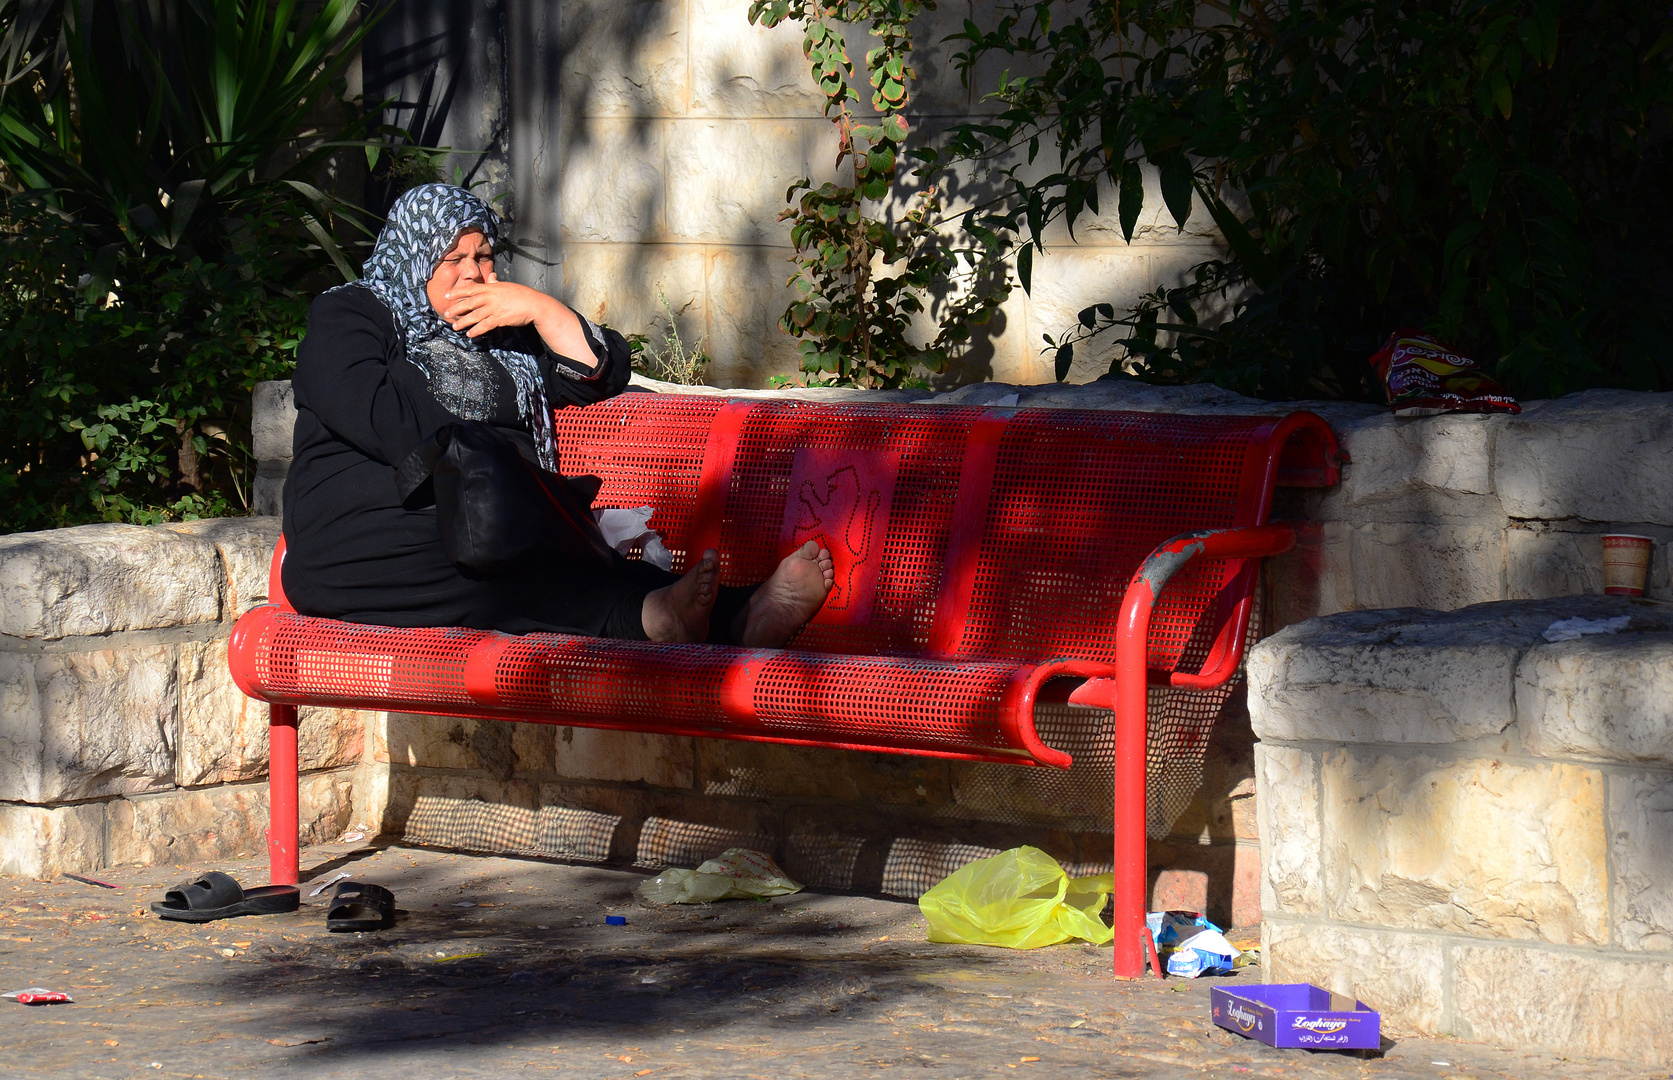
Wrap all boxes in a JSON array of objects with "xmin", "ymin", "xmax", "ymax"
[{"xmin": 150, "ymin": 871, "xmax": 395, "ymax": 931}]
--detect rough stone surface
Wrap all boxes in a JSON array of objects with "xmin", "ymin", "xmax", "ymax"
[
  {"xmin": 1609, "ymin": 769, "xmax": 1673, "ymax": 951},
  {"xmin": 176, "ymin": 638, "xmax": 368, "ymax": 785},
  {"xmin": 0, "ymin": 646, "xmax": 177, "ymax": 803},
  {"xmin": 1494, "ymin": 389, "xmax": 1673, "ymax": 524},
  {"xmin": 551, "ymin": 725, "xmax": 696, "ymax": 788},
  {"xmin": 105, "ymin": 771, "xmax": 356, "ymax": 865},
  {"xmin": 382, "ymin": 712, "xmax": 556, "ymax": 779},
  {"xmin": 159, "ymin": 516, "xmax": 282, "ymax": 616},
  {"xmin": 251, "ymin": 380, "xmax": 295, "ymax": 464},
  {"xmin": 558, "ymin": 0, "xmax": 687, "ymax": 118},
  {"xmin": 1262, "ymin": 918, "xmax": 1449, "ymax": 1034},
  {"xmin": 1249, "ymin": 597, "xmax": 1673, "ymax": 744},
  {"xmin": 1254, "ymin": 744, "xmax": 1321, "ymax": 916},
  {"xmin": 1451, "ymin": 942, "xmax": 1673, "ymax": 1065},
  {"xmin": 1516, "ymin": 632, "xmax": 1673, "ymax": 763},
  {"xmin": 384, "ymin": 771, "xmax": 542, "ymax": 854},
  {"xmin": 0, "ymin": 523, "xmax": 221, "ymax": 639},
  {"xmin": 1320, "ymin": 749, "xmax": 1609, "ymax": 946},
  {"xmin": 0, "ymin": 801, "xmax": 104, "ymax": 877}
]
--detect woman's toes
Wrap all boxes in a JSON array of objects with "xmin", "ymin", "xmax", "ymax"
[
  {"xmin": 642, "ymin": 549, "xmax": 719, "ymax": 642},
  {"xmin": 740, "ymin": 543, "xmax": 836, "ymax": 648}
]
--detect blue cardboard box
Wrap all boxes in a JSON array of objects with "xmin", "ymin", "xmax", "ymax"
[{"xmin": 1210, "ymin": 983, "xmax": 1381, "ymax": 1050}]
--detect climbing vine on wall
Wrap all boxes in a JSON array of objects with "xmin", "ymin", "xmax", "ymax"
[{"xmin": 748, "ymin": 0, "xmax": 1012, "ymax": 388}]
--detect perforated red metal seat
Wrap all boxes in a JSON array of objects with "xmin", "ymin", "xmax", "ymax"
[{"xmin": 228, "ymin": 393, "xmax": 1339, "ymax": 977}]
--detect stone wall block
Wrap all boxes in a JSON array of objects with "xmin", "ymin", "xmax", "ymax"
[
  {"xmin": 1608, "ymin": 770, "xmax": 1673, "ymax": 951},
  {"xmin": 0, "ymin": 802, "xmax": 105, "ymax": 877},
  {"xmin": 664, "ymin": 119, "xmax": 835, "ymax": 243},
  {"xmin": 252, "ymin": 381, "xmax": 296, "ymax": 465},
  {"xmin": 1507, "ymin": 524, "xmax": 1673, "ymax": 602},
  {"xmin": 1262, "ymin": 920, "xmax": 1447, "ymax": 1035},
  {"xmin": 702, "ymin": 740, "xmax": 944, "ymax": 805},
  {"xmin": 0, "ymin": 646, "xmax": 177, "ymax": 803},
  {"xmin": 1335, "ymin": 412, "xmax": 1499, "ymax": 507},
  {"xmin": 1023, "ymin": 248, "xmax": 1164, "ymax": 382},
  {"xmin": 559, "ymin": 0, "xmax": 688, "ymax": 118},
  {"xmin": 106, "ymin": 772, "xmax": 355, "ymax": 867},
  {"xmin": 560, "ymin": 243, "xmax": 711, "ymax": 352},
  {"xmin": 1450, "ymin": 943, "xmax": 1673, "ymax": 1066},
  {"xmin": 383, "ymin": 713, "xmax": 554, "ymax": 778},
  {"xmin": 1262, "ymin": 518, "xmax": 1353, "ymax": 631},
  {"xmin": 703, "ymin": 246, "xmax": 805, "ymax": 385},
  {"xmin": 0, "ymin": 524, "xmax": 220, "ymax": 639},
  {"xmin": 1253, "ymin": 744, "xmax": 1321, "ymax": 915},
  {"xmin": 1249, "ymin": 630, "xmax": 1519, "ymax": 746},
  {"xmin": 381, "ymin": 772, "xmax": 542, "ymax": 854},
  {"xmin": 550, "ymin": 725, "xmax": 695, "ymax": 788},
  {"xmin": 159, "ymin": 517, "xmax": 282, "ymax": 616},
  {"xmin": 1494, "ymin": 389, "xmax": 1673, "ymax": 524},
  {"xmin": 178, "ymin": 638, "xmax": 369, "ymax": 786},
  {"xmin": 688, "ymin": 0, "xmax": 827, "ymax": 116},
  {"xmin": 1515, "ymin": 632, "xmax": 1673, "ymax": 763},
  {"xmin": 1320, "ymin": 749, "xmax": 1609, "ymax": 946},
  {"xmin": 556, "ymin": 119, "xmax": 668, "ymax": 243},
  {"xmin": 1346, "ymin": 522, "xmax": 1506, "ymax": 611}
]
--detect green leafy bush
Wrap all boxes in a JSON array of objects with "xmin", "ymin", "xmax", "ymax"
[{"xmin": 936, "ymin": 0, "xmax": 1673, "ymax": 400}]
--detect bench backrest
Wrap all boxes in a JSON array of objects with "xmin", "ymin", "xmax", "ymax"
[{"xmin": 554, "ymin": 395, "xmax": 1338, "ymax": 675}]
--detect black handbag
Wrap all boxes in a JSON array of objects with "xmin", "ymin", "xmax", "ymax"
[{"xmin": 395, "ymin": 420, "xmax": 615, "ymax": 578}]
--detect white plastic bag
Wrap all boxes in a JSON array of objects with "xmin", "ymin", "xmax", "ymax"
[
  {"xmin": 594, "ymin": 506, "xmax": 673, "ymax": 570},
  {"xmin": 634, "ymin": 848, "xmax": 803, "ymax": 905}
]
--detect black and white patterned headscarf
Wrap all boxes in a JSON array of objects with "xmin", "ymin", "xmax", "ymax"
[{"xmin": 358, "ymin": 183, "xmax": 558, "ymax": 470}]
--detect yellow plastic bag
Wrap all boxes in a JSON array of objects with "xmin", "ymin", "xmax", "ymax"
[{"xmin": 917, "ymin": 846, "xmax": 1115, "ymax": 949}]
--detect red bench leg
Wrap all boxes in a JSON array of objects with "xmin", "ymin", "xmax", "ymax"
[
  {"xmin": 267, "ymin": 703, "xmax": 299, "ymax": 886},
  {"xmin": 1111, "ymin": 665, "xmax": 1149, "ymax": 978}
]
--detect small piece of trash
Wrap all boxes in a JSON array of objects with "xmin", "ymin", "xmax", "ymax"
[
  {"xmin": 606, "ymin": 915, "xmax": 627, "ymax": 926},
  {"xmin": 267, "ymin": 1034, "xmax": 328, "ymax": 1047},
  {"xmin": 538, "ymin": 924, "xmax": 550, "ymax": 930},
  {"xmin": 231, "ymin": 941, "xmax": 250, "ymax": 948},
  {"xmin": 105, "ymin": 1039, "xmax": 119, "ymax": 1046},
  {"xmin": 1021, "ymin": 1057, "xmax": 1040, "ymax": 1063},
  {"xmin": 307, "ymin": 872, "xmax": 352, "ymax": 898},
  {"xmin": 218, "ymin": 948, "xmax": 237, "ymax": 957},
  {"xmin": 151, "ymin": 1063, "xmax": 162, "ymax": 1069},
  {"xmin": 3, "ymin": 987, "xmax": 73, "ymax": 1005},
  {"xmin": 63, "ymin": 873, "xmax": 120, "ymax": 889},
  {"xmin": 1543, "ymin": 616, "xmax": 1630, "ymax": 642},
  {"xmin": 1432, "ymin": 1063, "xmax": 1451, "ymax": 1068},
  {"xmin": 452, "ymin": 901, "xmax": 477, "ymax": 908}
]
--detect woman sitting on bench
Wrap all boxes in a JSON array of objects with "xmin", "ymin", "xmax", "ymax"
[{"xmin": 280, "ymin": 183, "xmax": 833, "ymax": 645}]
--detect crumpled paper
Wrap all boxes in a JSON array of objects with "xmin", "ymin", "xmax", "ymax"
[
  {"xmin": 1165, "ymin": 928, "xmax": 1241, "ymax": 978},
  {"xmin": 1542, "ymin": 615, "xmax": 1631, "ymax": 643},
  {"xmin": 594, "ymin": 506, "xmax": 673, "ymax": 570},
  {"xmin": 635, "ymin": 848, "xmax": 803, "ymax": 905}
]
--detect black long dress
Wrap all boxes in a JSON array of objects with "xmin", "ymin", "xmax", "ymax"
[{"xmin": 281, "ymin": 285, "xmax": 737, "ymax": 638}]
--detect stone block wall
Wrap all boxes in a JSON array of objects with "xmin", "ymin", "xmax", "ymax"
[
  {"xmin": 1250, "ymin": 597, "xmax": 1673, "ymax": 1067},
  {"xmin": 0, "ymin": 519, "xmax": 382, "ymax": 878}
]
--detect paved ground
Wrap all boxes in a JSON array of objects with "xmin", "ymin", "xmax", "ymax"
[{"xmin": 0, "ymin": 844, "xmax": 1657, "ymax": 1080}]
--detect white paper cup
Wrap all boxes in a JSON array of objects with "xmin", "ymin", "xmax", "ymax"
[{"xmin": 1602, "ymin": 534, "xmax": 1653, "ymax": 596}]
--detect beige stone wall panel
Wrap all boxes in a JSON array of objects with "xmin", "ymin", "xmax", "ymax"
[
  {"xmin": 1262, "ymin": 919, "xmax": 1447, "ymax": 1035},
  {"xmin": 1450, "ymin": 943, "xmax": 1673, "ymax": 1067},
  {"xmin": 1608, "ymin": 769, "xmax": 1673, "ymax": 951},
  {"xmin": 1515, "ymin": 633, "xmax": 1673, "ymax": 764},
  {"xmin": 383, "ymin": 712, "xmax": 555, "ymax": 779},
  {"xmin": 0, "ymin": 801, "xmax": 104, "ymax": 877},
  {"xmin": 560, "ymin": 242, "xmax": 711, "ymax": 347},
  {"xmin": 1494, "ymin": 389, "xmax": 1673, "ymax": 525},
  {"xmin": 1254, "ymin": 744, "xmax": 1321, "ymax": 916},
  {"xmin": 159, "ymin": 517, "xmax": 282, "ymax": 617},
  {"xmin": 1335, "ymin": 412, "xmax": 1499, "ymax": 507},
  {"xmin": 551, "ymin": 724, "xmax": 696, "ymax": 788},
  {"xmin": 702, "ymin": 246, "xmax": 804, "ymax": 384},
  {"xmin": 1320, "ymin": 749, "xmax": 1608, "ymax": 946},
  {"xmin": 0, "ymin": 524, "xmax": 220, "ymax": 639},
  {"xmin": 557, "ymin": 119, "xmax": 668, "ymax": 243},
  {"xmin": 106, "ymin": 772, "xmax": 353, "ymax": 866},
  {"xmin": 251, "ymin": 381, "xmax": 296, "ymax": 465},
  {"xmin": 1346, "ymin": 522, "xmax": 1506, "ymax": 611},
  {"xmin": 701, "ymin": 740, "xmax": 944, "ymax": 804},
  {"xmin": 560, "ymin": 0, "xmax": 689, "ymax": 118},
  {"xmin": 1507, "ymin": 524, "xmax": 1673, "ymax": 602},
  {"xmin": 687, "ymin": 0, "xmax": 825, "ymax": 117},
  {"xmin": 384, "ymin": 771, "xmax": 542, "ymax": 854},
  {"xmin": 0, "ymin": 646, "xmax": 177, "ymax": 803},
  {"xmin": 663, "ymin": 119, "xmax": 833, "ymax": 244}
]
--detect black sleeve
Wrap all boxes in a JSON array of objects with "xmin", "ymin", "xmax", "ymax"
[
  {"xmin": 541, "ymin": 315, "xmax": 634, "ymax": 408},
  {"xmin": 291, "ymin": 286, "xmax": 452, "ymax": 467}
]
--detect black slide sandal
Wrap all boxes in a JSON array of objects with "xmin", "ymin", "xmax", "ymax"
[
  {"xmin": 150, "ymin": 871, "xmax": 300, "ymax": 923},
  {"xmin": 326, "ymin": 882, "xmax": 395, "ymax": 932}
]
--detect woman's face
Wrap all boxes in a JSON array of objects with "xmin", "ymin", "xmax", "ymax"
[{"xmin": 426, "ymin": 228, "xmax": 494, "ymax": 316}]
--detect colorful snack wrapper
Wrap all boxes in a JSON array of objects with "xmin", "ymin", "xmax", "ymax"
[{"xmin": 1369, "ymin": 329, "xmax": 1520, "ymax": 416}]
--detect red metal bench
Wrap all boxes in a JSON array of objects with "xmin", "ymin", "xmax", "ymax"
[{"xmin": 229, "ymin": 393, "xmax": 1339, "ymax": 977}]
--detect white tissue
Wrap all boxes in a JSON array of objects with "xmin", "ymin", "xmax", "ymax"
[
  {"xmin": 1542, "ymin": 615, "xmax": 1631, "ymax": 643},
  {"xmin": 594, "ymin": 506, "xmax": 674, "ymax": 571}
]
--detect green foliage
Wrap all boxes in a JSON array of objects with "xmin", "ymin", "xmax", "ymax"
[
  {"xmin": 749, "ymin": 0, "xmax": 1011, "ymax": 388},
  {"xmin": 631, "ymin": 291, "xmax": 712, "ymax": 386},
  {"xmin": 0, "ymin": 196, "xmax": 306, "ymax": 531},
  {"xmin": 0, "ymin": 0, "xmax": 400, "ymax": 532},
  {"xmin": 939, "ymin": 0, "xmax": 1673, "ymax": 400}
]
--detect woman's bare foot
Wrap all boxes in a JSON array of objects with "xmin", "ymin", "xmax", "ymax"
[
  {"xmin": 737, "ymin": 541, "xmax": 835, "ymax": 648},
  {"xmin": 641, "ymin": 549, "xmax": 719, "ymax": 643}
]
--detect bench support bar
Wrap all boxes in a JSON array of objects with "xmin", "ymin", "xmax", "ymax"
[
  {"xmin": 1111, "ymin": 523, "xmax": 1296, "ymax": 978},
  {"xmin": 268, "ymin": 703, "xmax": 300, "ymax": 886}
]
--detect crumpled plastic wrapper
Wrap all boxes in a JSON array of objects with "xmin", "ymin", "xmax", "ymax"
[
  {"xmin": 594, "ymin": 506, "xmax": 673, "ymax": 570},
  {"xmin": 1369, "ymin": 329, "xmax": 1520, "ymax": 416},
  {"xmin": 634, "ymin": 848, "xmax": 804, "ymax": 905},
  {"xmin": 917, "ymin": 846, "xmax": 1114, "ymax": 949}
]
